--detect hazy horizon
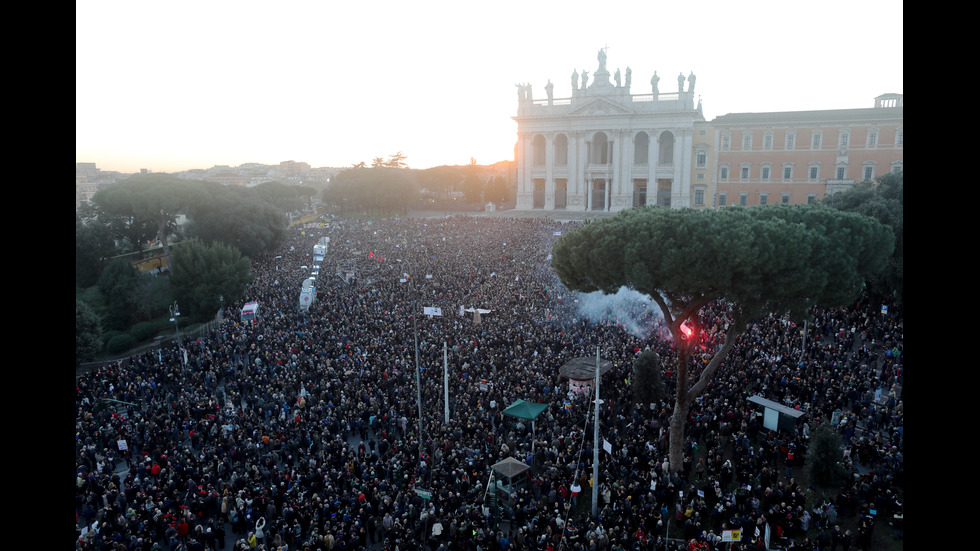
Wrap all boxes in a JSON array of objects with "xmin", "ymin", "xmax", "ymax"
[{"xmin": 77, "ymin": 1, "xmax": 903, "ymax": 175}]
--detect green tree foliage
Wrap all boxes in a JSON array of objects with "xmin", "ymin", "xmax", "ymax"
[
  {"xmin": 76, "ymin": 209, "xmax": 119, "ymax": 287},
  {"xmin": 808, "ymin": 422, "xmax": 849, "ymax": 494},
  {"xmin": 183, "ymin": 182, "xmax": 288, "ymax": 259},
  {"xmin": 822, "ymin": 171, "xmax": 903, "ymax": 302},
  {"xmin": 93, "ymin": 173, "xmax": 189, "ymax": 270},
  {"xmin": 97, "ymin": 258, "xmax": 144, "ymax": 330},
  {"xmin": 76, "ymin": 299, "xmax": 103, "ymax": 365},
  {"xmin": 385, "ymin": 151, "xmax": 408, "ymax": 169},
  {"xmin": 251, "ymin": 181, "xmax": 314, "ymax": 213},
  {"xmin": 169, "ymin": 239, "xmax": 252, "ymax": 320},
  {"xmin": 419, "ymin": 166, "xmax": 462, "ymax": 200},
  {"xmin": 552, "ymin": 204, "xmax": 894, "ymax": 473},
  {"xmin": 460, "ymin": 163, "xmax": 485, "ymax": 204},
  {"xmin": 632, "ymin": 350, "xmax": 665, "ymax": 406},
  {"xmin": 484, "ymin": 176, "xmax": 513, "ymax": 204},
  {"xmin": 324, "ymin": 167, "xmax": 417, "ymax": 215}
]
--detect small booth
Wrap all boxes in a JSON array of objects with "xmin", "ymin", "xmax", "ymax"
[
  {"xmin": 502, "ymin": 399, "xmax": 549, "ymax": 457},
  {"xmin": 559, "ymin": 356, "xmax": 613, "ymax": 394},
  {"xmin": 488, "ymin": 457, "xmax": 531, "ymax": 520},
  {"xmin": 240, "ymin": 301, "xmax": 259, "ymax": 322},
  {"xmin": 747, "ymin": 395, "xmax": 805, "ymax": 433}
]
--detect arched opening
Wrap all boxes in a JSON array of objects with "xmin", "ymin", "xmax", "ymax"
[
  {"xmin": 532, "ymin": 135, "xmax": 546, "ymax": 166},
  {"xmin": 554, "ymin": 134, "xmax": 568, "ymax": 166},
  {"xmin": 591, "ymin": 132, "xmax": 609, "ymax": 165},
  {"xmin": 634, "ymin": 132, "xmax": 649, "ymax": 165},
  {"xmin": 658, "ymin": 131, "xmax": 674, "ymax": 165}
]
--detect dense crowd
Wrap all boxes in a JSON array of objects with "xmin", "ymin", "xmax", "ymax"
[{"xmin": 76, "ymin": 215, "xmax": 903, "ymax": 551}]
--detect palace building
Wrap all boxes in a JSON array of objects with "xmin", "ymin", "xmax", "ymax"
[{"xmin": 513, "ymin": 51, "xmax": 902, "ymax": 211}]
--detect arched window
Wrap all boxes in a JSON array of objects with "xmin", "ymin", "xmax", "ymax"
[
  {"xmin": 591, "ymin": 132, "xmax": 609, "ymax": 165},
  {"xmin": 634, "ymin": 132, "xmax": 649, "ymax": 165},
  {"xmin": 658, "ymin": 131, "xmax": 674, "ymax": 165},
  {"xmin": 532, "ymin": 135, "xmax": 546, "ymax": 166},
  {"xmin": 554, "ymin": 134, "xmax": 568, "ymax": 166}
]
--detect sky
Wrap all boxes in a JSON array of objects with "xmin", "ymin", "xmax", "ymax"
[{"xmin": 76, "ymin": 0, "xmax": 903, "ymax": 174}]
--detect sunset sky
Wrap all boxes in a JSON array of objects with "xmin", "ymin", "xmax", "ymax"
[{"xmin": 76, "ymin": 1, "xmax": 903, "ymax": 174}]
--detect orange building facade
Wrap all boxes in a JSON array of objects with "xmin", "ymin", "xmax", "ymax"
[{"xmin": 711, "ymin": 94, "xmax": 902, "ymax": 207}]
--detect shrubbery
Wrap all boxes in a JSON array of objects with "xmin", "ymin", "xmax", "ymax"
[
  {"xmin": 131, "ymin": 321, "xmax": 164, "ymax": 343},
  {"xmin": 105, "ymin": 333, "xmax": 134, "ymax": 355}
]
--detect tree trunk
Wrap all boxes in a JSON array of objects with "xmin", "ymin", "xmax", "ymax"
[
  {"xmin": 668, "ymin": 344, "xmax": 692, "ymax": 474},
  {"xmin": 667, "ymin": 323, "xmax": 741, "ymax": 474}
]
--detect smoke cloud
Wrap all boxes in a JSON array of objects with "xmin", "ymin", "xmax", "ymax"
[{"xmin": 573, "ymin": 286, "xmax": 664, "ymax": 339}]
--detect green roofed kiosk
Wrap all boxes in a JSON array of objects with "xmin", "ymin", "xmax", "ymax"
[{"xmin": 502, "ymin": 399, "xmax": 549, "ymax": 458}]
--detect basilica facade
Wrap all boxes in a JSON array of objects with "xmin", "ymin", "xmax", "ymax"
[{"xmin": 514, "ymin": 50, "xmax": 704, "ymax": 211}]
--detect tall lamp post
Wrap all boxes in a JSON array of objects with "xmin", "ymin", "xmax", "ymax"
[{"xmin": 402, "ymin": 261, "xmax": 425, "ymax": 470}]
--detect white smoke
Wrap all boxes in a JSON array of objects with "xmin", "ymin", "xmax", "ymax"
[{"xmin": 573, "ymin": 286, "xmax": 664, "ymax": 339}]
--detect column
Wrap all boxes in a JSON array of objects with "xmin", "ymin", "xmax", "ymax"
[
  {"xmin": 545, "ymin": 133, "xmax": 555, "ymax": 209},
  {"xmin": 568, "ymin": 131, "xmax": 579, "ymax": 203},
  {"xmin": 517, "ymin": 133, "xmax": 533, "ymax": 209}
]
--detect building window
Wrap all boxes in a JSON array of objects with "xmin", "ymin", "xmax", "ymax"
[
  {"xmin": 722, "ymin": 133, "xmax": 731, "ymax": 150},
  {"xmin": 532, "ymin": 135, "xmax": 546, "ymax": 166},
  {"xmin": 696, "ymin": 172, "xmax": 705, "ymax": 180},
  {"xmin": 896, "ymin": 128, "xmax": 903, "ymax": 145},
  {"xmin": 838, "ymin": 130, "xmax": 850, "ymax": 149},
  {"xmin": 807, "ymin": 193, "xmax": 817, "ymax": 204},
  {"xmin": 867, "ymin": 129, "xmax": 878, "ymax": 147},
  {"xmin": 759, "ymin": 193, "xmax": 769, "ymax": 205},
  {"xmin": 812, "ymin": 131, "xmax": 822, "ymax": 149},
  {"xmin": 781, "ymin": 192, "xmax": 791, "ymax": 204},
  {"xmin": 659, "ymin": 131, "xmax": 675, "ymax": 164},
  {"xmin": 634, "ymin": 132, "xmax": 649, "ymax": 165},
  {"xmin": 591, "ymin": 132, "xmax": 609, "ymax": 165},
  {"xmin": 863, "ymin": 166, "xmax": 875, "ymax": 181},
  {"xmin": 809, "ymin": 165, "xmax": 819, "ymax": 180},
  {"xmin": 698, "ymin": 129, "xmax": 707, "ymax": 136},
  {"xmin": 742, "ymin": 133, "xmax": 752, "ymax": 150},
  {"xmin": 785, "ymin": 132, "xmax": 796, "ymax": 150},
  {"xmin": 720, "ymin": 166, "xmax": 729, "ymax": 179},
  {"xmin": 554, "ymin": 134, "xmax": 568, "ymax": 166},
  {"xmin": 741, "ymin": 166, "xmax": 750, "ymax": 180},
  {"xmin": 763, "ymin": 133, "xmax": 773, "ymax": 150},
  {"xmin": 694, "ymin": 189, "xmax": 705, "ymax": 205},
  {"xmin": 783, "ymin": 165, "xmax": 793, "ymax": 180},
  {"xmin": 836, "ymin": 166, "xmax": 846, "ymax": 180},
  {"xmin": 761, "ymin": 166, "xmax": 771, "ymax": 180},
  {"xmin": 739, "ymin": 192, "xmax": 748, "ymax": 206},
  {"xmin": 719, "ymin": 193, "xmax": 727, "ymax": 206},
  {"xmin": 696, "ymin": 151, "xmax": 707, "ymax": 167}
]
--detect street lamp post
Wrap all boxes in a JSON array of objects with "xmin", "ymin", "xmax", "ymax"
[{"xmin": 403, "ymin": 260, "xmax": 425, "ymax": 470}]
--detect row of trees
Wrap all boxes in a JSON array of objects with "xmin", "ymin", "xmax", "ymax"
[
  {"xmin": 321, "ymin": 160, "xmax": 514, "ymax": 215},
  {"xmin": 77, "ymin": 174, "xmax": 309, "ymax": 288}
]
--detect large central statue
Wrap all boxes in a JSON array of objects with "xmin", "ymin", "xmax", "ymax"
[{"xmin": 597, "ymin": 49, "xmax": 607, "ymax": 72}]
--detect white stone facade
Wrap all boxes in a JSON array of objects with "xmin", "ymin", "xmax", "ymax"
[{"xmin": 514, "ymin": 51, "xmax": 704, "ymax": 212}]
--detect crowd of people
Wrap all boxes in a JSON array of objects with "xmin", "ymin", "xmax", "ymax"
[{"xmin": 76, "ymin": 214, "xmax": 903, "ymax": 551}]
